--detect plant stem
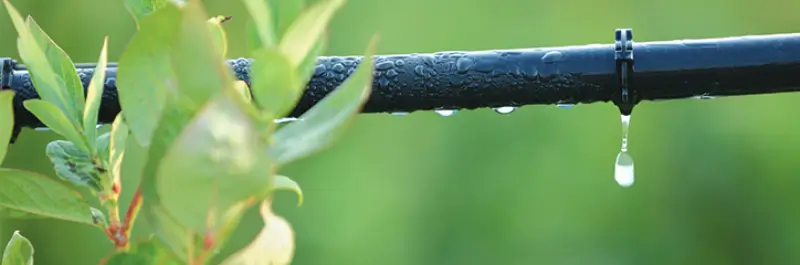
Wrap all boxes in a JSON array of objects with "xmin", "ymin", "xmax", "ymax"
[
  {"xmin": 121, "ymin": 187, "xmax": 143, "ymax": 246},
  {"xmin": 96, "ymin": 166, "xmax": 126, "ymax": 249}
]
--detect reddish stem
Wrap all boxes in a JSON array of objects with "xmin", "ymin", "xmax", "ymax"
[
  {"xmin": 103, "ymin": 186, "xmax": 143, "ymax": 250},
  {"xmin": 124, "ymin": 187, "xmax": 143, "ymax": 230},
  {"xmin": 121, "ymin": 187, "xmax": 143, "ymax": 243}
]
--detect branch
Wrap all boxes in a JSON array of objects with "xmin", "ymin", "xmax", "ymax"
[{"xmin": 2, "ymin": 30, "xmax": 800, "ymax": 142}]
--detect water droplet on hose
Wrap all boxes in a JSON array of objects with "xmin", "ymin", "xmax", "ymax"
[
  {"xmin": 556, "ymin": 104, "xmax": 574, "ymax": 109},
  {"xmin": 455, "ymin": 57, "xmax": 474, "ymax": 73},
  {"xmin": 693, "ymin": 93, "xmax": 715, "ymax": 100},
  {"xmin": 494, "ymin": 106, "xmax": 517, "ymax": 115},
  {"xmin": 541, "ymin": 51, "xmax": 565, "ymax": 64},
  {"xmin": 414, "ymin": 65, "xmax": 425, "ymax": 76},
  {"xmin": 375, "ymin": 61, "xmax": 395, "ymax": 70},
  {"xmin": 435, "ymin": 109, "xmax": 457, "ymax": 117},
  {"xmin": 378, "ymin": 77, "xmax": 390, "ymax": 88},
  {"xmin": 332, "ymin": 63, "xmax": 345, "ymax": 73}
]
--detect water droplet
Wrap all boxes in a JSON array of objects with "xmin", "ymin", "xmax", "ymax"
[
  {"xmin": 493, "ymin": 106, "xmax": 517, "ymax": 114},
  {"xmin": 620, "ymin": 114, "xmax": 630, "ymax": 152},
  {"xmin": 614, "ymin": 151, "xmax": 634, "ymax": 187},
  {"xmin": 375, "ymin": 61, "xmax": 395, "ymax": 70},
  {"xmin": 541, "ymin": 51, "xmax": 565, "ymax": 64},
  {"xmin": 556, "ymin": 104, "xmax": 574, "ymax": 109},
  {"xmin": 434, "ymin": 109, "xmax": 457, "ymax": 117},
  {"xmin": 414, "ymin": 65, "xmax": 425, "ymax": 76},
  {"xmin": 386, "ymin": 69, "xmax": 398, "ymax": 78},
  {"xmin": 332, "ymin": 63, "xmax": 345, "ymax": 73},
  {"xmin": 391, "ymin": 112, "xmax": 409, "ymax": 116},
  {"xmin": 313, "ymin": 65, "xmax": 326, "ymax": 76},
  {"xmin": 455, "ymin": 57, "xmax": 474, "ymax": 73},
  {"xmin": 614, "ymin": 114, "xmax": 634, "ymax": 187},
  {"xmin": 693, "ymin": 94, "xmax": 715, "ymax": 100},
  {"xmin": 378, "ymin": 77, "xmax": 390, "ymax": 87},
  {"xmin": 473, "ymin": 56, "xmax": 497, "ymax": 73},
  {"xmin": 34, "ymin": 127, "xmax": 51, "ymax": 132},
  {"xmin": 421, "ymin": 55, "xmax": 435, "ymax": 66}
]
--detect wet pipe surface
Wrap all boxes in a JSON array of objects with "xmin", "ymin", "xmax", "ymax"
[{"xmin": 3, "ymin": 32, "xmax": 800, "ymax": 130}]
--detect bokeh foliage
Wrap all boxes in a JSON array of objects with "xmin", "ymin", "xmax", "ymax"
[{"xmin": 1, "ymin": 0, "xmax": 800, "ymax": 264}]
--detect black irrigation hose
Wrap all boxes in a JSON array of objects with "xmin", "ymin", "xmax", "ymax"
[{"xmin": 2, "ymin": 29, "xmax": 800, "ymax": 142}]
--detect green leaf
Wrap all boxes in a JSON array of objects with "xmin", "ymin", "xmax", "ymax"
[
  {"xmin": 0, "ymin": 168, "xmax": 95, "ymax": 225},
  {"xmin": 268, "ymin": 36, "xmax": 377, "ymax": 165},
  {"xmin": 45, "ymin": 140, "xmax": 102, "ymax": 191},
  {"xmin": 125, "ymin": 0, "xmax": 172, "ymax": 29},
  {"xmin": 141, "ymin": 204, "xmax": 195, "ymax": 263},
  {"xmin": 274, "ymin": 175, "xmax": 303, "ymax": 207},
  {"xmin": 279, "ymin": 0, "xmax": 344, "ymax": 66},
  {"xmin": 205, "ymin": 202, "xmax": 248, "ymax": 261},
  {"xmin": 169, "ymin": 0, "xmax": 234, "ymax": 106},
  {"xmin": 117, "ymin": 3, "xmax": 182, "ymax": 146},
  {"xmin": 96, "ymin": 132, "xmax": 111, "ymax": 168},
  {"xmin": 1, "ymin": 231, "xmax": 33, "ymax": 265},
  {"xmin": 269, "ymin": 0, "xmax": 305, "ymax": 39},
  {"xmin": 242, "ymin": 0, "xmax": 277, "ymax": 50},
  {"xmin": 139, "ymin": 100, "xmax": 198, "ymax": 206},
  {"xmin": 138, "ymin": 102, "xmax": 202, "ymax": 261},
  {"xmin": 297, "ymin": 36, "xmax": 326, "ymax": 86},
  {"xmin": 245, "ymin": 21, "xmax": 263, "ymax": 53},
  {"xmin": 109, "ymin": 114, "xmax": 129, "ymax": 186},
  {"xmin": 139, "ymin": 96, "xmax": 252, "ymax": 263},
  {"xmin": 102, "ymin": 238, "xmax": 182, "ymax": 265},
  {"xmin": 23, "ymin": 99, "xmax": 89, "ymax": 152},
  {"xmin": 3, "ymin": 205, "xmax": 102, "ymax": 223},
  {"xmin": 0, "ymin": 90, "xmax": 14, "ymax": 163},
  {"xmin": 83, "ymin": 37, "xmax": 109, "ymax": 151},
  {"xmin": 207, "ymin": 15, "xmax": 230, "ymax": 57},
  {"xmin": 1, "ymin": 208, "xmax": 46, "ymax": 220},
  {"xmin": 25, "ymin": 17, "xmax": 85, "ymax": 127},
  {"xmin": 156, "ymin": 91, "xmax": 272, "ymax": 232},
  {"xmin": 219, "ymin": 200, "xmax": 294, "ymax": 265},
  {"xmin": 139, "ymin": 1, "xmax": 245, "ymax": 246},
  {"xmin": 3, "ymin": 0, "xmax": 71, "ymax": 120},
  {"xmin": 250, "ymin": 48, "xmax": 301, "ymax": 117},
  {"xmin": 233, "ymin": 81, "xmax": 252, "ymax": 103}
]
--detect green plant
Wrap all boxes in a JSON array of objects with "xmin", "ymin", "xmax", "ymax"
[{"xmin": 0, "ymin": 0, "xmax": 376, "ymax": 263}]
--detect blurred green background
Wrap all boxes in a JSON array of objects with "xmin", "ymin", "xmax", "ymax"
[{"xmin": 2, "ymin": 0, "xmax": 800, "ymax": 264}]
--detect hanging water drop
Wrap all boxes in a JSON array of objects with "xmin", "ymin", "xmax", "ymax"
[
  {"xmin": 435, "ymin": 109, "xmax": 457, "ymax": 117},
  {"xmin": 493, "ymin": 106, "xmax": 517, "ymax": 114},
  {"xmin": 615, "ymin": 152, "xmax": 634, "ymax": 187},
  {"xmin": 614, "ymin": 114, "xmax": 634, "ymax": 187},
  {"xmin": 391, "ymin": 112, "xmax": 409, "ymax": 116}
]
